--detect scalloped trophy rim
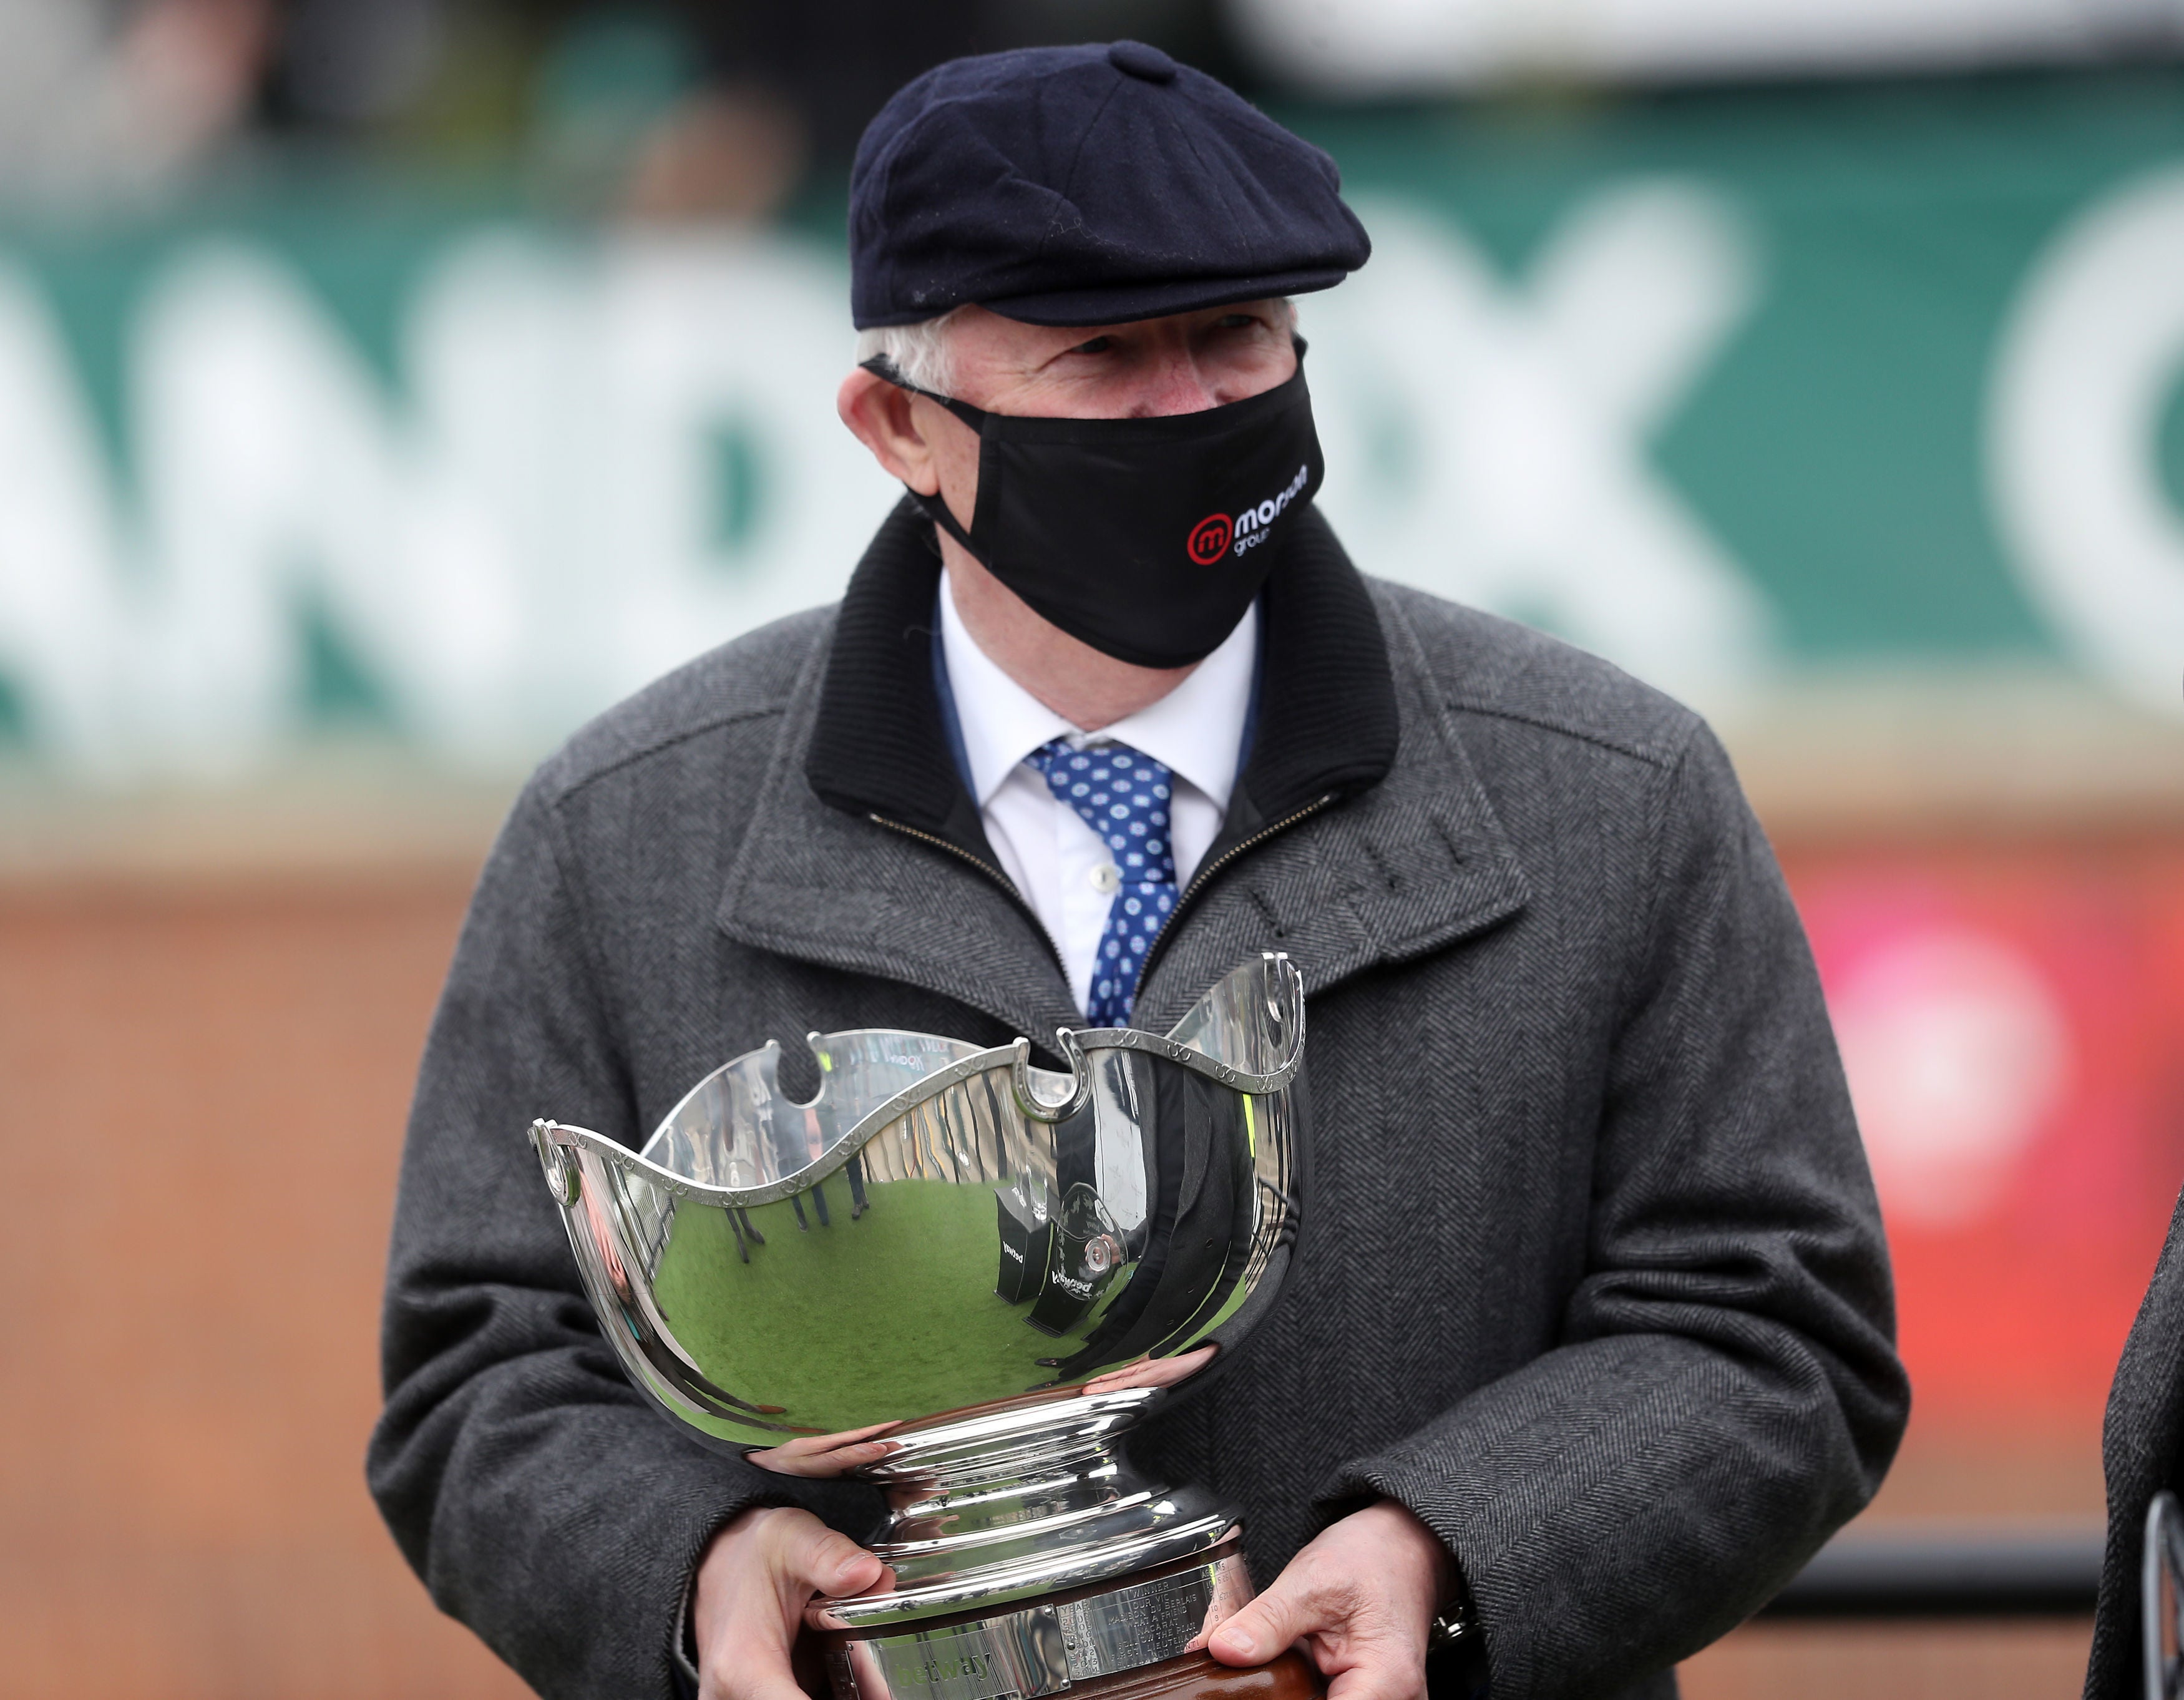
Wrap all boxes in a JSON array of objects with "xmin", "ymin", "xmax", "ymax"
[{"xmin": 532, "ymin": 952, "xmax": 1305, "ymax": 1210}]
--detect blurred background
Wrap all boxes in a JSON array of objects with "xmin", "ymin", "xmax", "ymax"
[{"xmin": 5, "ymin": 1, "xmax": 2184, "ymax": 1695}]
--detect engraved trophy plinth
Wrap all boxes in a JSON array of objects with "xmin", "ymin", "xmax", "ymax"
[{"xmin": 532, "ymin": 954, "xmax": 1317, "ymax": 1699}]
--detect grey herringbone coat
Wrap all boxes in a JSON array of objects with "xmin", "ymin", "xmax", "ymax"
[
  {"xmin": 2085, "ymin": 1181, "xmax": 2184, "ymax": 1699},
  {"xmin": 369, "ymin": 505, "xmax": 1908, "ymax": 1700}
]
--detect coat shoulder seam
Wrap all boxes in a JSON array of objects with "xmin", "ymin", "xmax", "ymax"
[
  {"xmin": 545, "ymin": 703, "xmax": 790, "ymax": 813},
  {"xmin": 1444, "ymin": 699, "xmax": 1687, "ymax": 770}
]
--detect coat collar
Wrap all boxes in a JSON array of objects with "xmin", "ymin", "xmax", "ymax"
[
  {"xmin": 801, "ymin": 500, "xmax": 994, "ymax": 857},
  {"xmin": 802, "ymin": 497, "xmax": 1403, "ymax": 874},
  {"xmin": 719, "ymin": 500, "xmax": 1528, "ymax": 1048}
]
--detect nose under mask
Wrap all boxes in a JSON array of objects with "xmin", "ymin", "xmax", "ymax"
[{"xmin": 865, "ymin": 347, "xmax": 1325, "ymax": 669}]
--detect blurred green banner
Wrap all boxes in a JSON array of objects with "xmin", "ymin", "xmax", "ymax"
[
  {"xmin": 1294, "ymin": 72, "xmax": 2184, "ymax": 704},
  {"xmin": 2, "ymin": 70, "xmax": 2182, "ymax": 779}
]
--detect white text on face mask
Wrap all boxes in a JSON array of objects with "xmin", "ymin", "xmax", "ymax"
[{"xmin": 1232, "ymin": 463, "xmax": 1311, "ymax": 555}]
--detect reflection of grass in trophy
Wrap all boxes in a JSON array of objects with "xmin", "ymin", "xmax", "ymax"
[{"xmin": 650, "ymin": 1178, "xmax": 1083, "ymax": 1434}]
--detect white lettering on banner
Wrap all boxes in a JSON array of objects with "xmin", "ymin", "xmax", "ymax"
[
  {"xmin": 0, "ymin": 230, "xmax": 896, "ymax": 779},
  {"xmin": 0, "ymin": 186, "xmax": 1773, "ymax": 778},
  {"xmin": 1989, "ymin": 165, "xmax": 2184, "ymax": 720},
  {"xmin": 1299, "ymin": 184, "xmax": 1776, "ymax": 711},
  {"xmin": 0, "ymin": 265, "xmax": 130, "ymax": 773},
  {"xmin": 133, "ymin": 243, "xmax": 446, "ymax": 773}
]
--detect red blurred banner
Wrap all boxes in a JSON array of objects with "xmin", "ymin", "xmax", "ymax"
[{"xmin": 1785, "ymin": 840, "xmax": 2184, "ymax": 1435}]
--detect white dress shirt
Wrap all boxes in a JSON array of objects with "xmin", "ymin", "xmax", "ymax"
[{"xmin": 937, "ymin": 569, "xmax": 1259, "ymax": 1017}]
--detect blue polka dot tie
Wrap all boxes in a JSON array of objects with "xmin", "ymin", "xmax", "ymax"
[{"xmin": 1026, "ymin": 738, "xmax": 1177, "ymax": 1027}]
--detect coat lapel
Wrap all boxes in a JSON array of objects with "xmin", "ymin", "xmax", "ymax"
[
  {"xmin": 718, "ymin": 501, "xmax": 1527, "ymax": 1050},
  {"xmin": 1128, "ymin": 588, "xmax": 1529, "ymax": 1033},
  {"xmin": 716, "ymin": 622, "xmax": 1085, "ymax": 1047}
]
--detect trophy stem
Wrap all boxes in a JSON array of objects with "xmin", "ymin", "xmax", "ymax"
[
  {"xmin": 811, "ymin": 1392, "xmax": 1239, "ymax": 1629},
  {"xmin": 801, "ymin": 1392, "xmax": 1297, "ymax": 1698}
]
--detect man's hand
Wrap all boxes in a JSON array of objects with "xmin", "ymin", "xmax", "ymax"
[
  {"xmin": 693, "ymin": 1506, "xmax": 887, "ymax": 1700},
  {"xmin": 1206, "ymin": 1500, "xmax": 1455, "ymax": 1700},
  {"xmin": 746, "ymin": 1420, "xmax": 903, "ymax": 1478}
]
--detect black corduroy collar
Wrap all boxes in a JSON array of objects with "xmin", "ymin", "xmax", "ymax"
[
  {"xmin": 803, "ymin": 500, "xmax": 988, "ymax": 850},
  {"xmin": 803, "ymin": 496, "xmax": 1400, "ymax": 882}
]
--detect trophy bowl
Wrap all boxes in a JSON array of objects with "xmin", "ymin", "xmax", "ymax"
[{"xmin": 532, "ymin": 952, "xmax": 1308, "ymax": 1699}]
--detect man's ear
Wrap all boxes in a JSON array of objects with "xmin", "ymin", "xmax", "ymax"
[{"xmin": 838, "ymin": 368, "xmax": 942, "ymax": 495}]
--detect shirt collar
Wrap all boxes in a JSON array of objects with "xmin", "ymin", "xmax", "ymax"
[
  {"xmin": 937, "ymin": 567, "xmax": 1258, "ymax": 811},
  {"xmin": 802, "ymin": 496, "xmax": 1398, "ymax": 861}
]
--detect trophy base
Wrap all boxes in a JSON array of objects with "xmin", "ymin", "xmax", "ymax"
[
  {"xmin": 1050, "ymin": 1649, "xmax": 1324, "ymax": 1699},
  {"xmin": 816, "ymin": 1541, "xmax": 1324, "ymax": 1700}
]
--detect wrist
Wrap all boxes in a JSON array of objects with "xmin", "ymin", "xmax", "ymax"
[
  {"xmin": 1370, "ymin": 1497, "xmax": 1459, "ymax": 1608},
  {"xmin": 1366, "ymin": 1497, "xmax": 1476, "ymax": 1663},
  {"xmin": 692, "ymin": 1504, "xmax": 774, "ymax": 1646}
]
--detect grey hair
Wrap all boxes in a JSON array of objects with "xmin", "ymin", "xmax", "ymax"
[
  {"xmin": 854, "ymin": 308, "xmax": 965, "ymax": 396},
  {"xmin": 854, "ymin": 297, "xmax": 1300, "ymax": 399}
]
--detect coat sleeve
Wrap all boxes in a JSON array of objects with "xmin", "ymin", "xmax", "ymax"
[
  {"xmin": 366, "ymin": 778, "xmax": 869, "ymax": 1699},
  {"xmin": 2084, "ymin": 1182, "xmax": 2184, "ymax": 1700},
  {"xmin": 1320, "ymin": 723, "xmax": 1911, "ymax": 1700}
]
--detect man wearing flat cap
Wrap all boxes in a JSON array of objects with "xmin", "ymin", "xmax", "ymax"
[{"xmin": 371, "ymin": 41, "xmax": 1908, "ymax": 1700}]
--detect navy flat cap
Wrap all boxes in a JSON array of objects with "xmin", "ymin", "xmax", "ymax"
[{"xmin": 849, "ymin": 41, "xmax": 1371, "ymax": 329}]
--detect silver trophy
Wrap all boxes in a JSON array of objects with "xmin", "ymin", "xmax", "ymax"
[{"xmin": 531, "ymin": 952, "xmax": 1307, "ymax": 1700}]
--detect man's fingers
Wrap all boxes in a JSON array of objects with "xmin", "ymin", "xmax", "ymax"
[
  {"xmin": 707, "ymin": 1672, "xmax": 807, "ymax": 1700},
  {"xmin": 749, "ymin": 1437, "xmax": 903, "ymax": 1478},
  {"xmin": 748, "ymin": 1420, "xmax": 904, "ymax": 1478},
  {"xmin": 1080, "ymin": 1345, "xmax": 1217, "ymax": 1397},
  {"xmin": 1323, "ymin": 1666, "xmax": 1425, "ymax": 1700},
  {"xmin": 696, "ymin": 1508, "xmax": 890, "ymax": 1700},
  {"xmin": 778, "ymin": 1518, "xmax": 887, "ymax": 1596},
  {"xmin": 1206, "ymin": 1576, "xmax": 1313, "ymax": 1666}
]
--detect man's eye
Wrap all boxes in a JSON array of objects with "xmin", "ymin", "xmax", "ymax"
[
  {"xmin": 1070, "ymin": 335, "xmax": 1114, "ymax": 354},
  {"xmin": 1216, "ymin": 314, "xmax": 1259, "ymax": 330}
]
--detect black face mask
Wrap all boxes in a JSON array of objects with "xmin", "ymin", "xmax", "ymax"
[{"xmin": 864, "ymin": 347, "xmax": 1325, "ymax": 668}]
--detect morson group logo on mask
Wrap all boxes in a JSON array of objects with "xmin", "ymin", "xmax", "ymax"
[
  {"xmin": 1186, "ymin": 463, "xmax": 1312, "ymax": 565},
  {"xmin": 1186, "ymin": 512, "xmax": 1233, "ymax": 564}
]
